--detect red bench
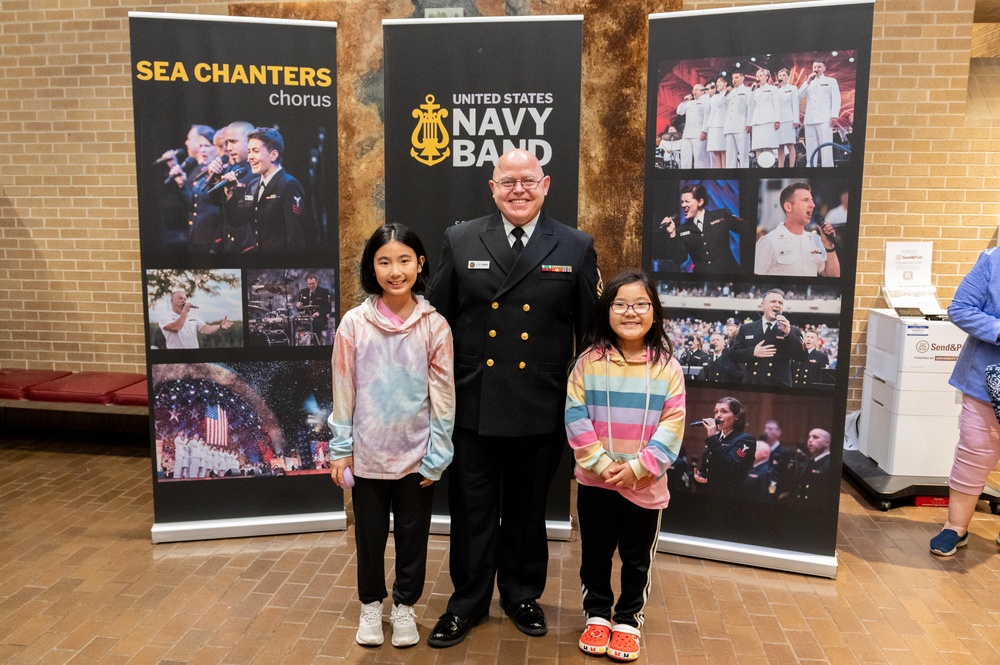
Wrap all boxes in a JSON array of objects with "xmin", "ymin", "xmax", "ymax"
[{"xmin": 0, "ymin": 369, "xmax": 149, "ymax": 416}]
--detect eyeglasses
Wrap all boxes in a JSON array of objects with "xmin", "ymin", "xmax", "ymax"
[
  {"xmin": 492, "ymin": 177, "xmax": 543, "ymax": 190},
  {"xmin": 610, "ymin": 301, "xmax": 652, "ymax": 315}
]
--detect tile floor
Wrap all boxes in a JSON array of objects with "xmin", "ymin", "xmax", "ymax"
[{"xmin": 2, "ymin": 428, "xmax": 1000, "ymax": 664}]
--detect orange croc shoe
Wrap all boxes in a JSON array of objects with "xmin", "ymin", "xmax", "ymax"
[
  {"xmin": 578, "ymin": 617, "xmax": 612, "ymax": 655},
  {"xmin": 607, "ymin": 623, "xmax": 641, "ymax": 661}
]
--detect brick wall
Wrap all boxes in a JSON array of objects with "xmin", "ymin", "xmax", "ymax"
[
  {"xmin": 1, "ymin": 1, "xmax": 995, "ymax": 415},
  {"xmin": 0, "ymin": 1, "xmax": 233, "ymax": 373}
]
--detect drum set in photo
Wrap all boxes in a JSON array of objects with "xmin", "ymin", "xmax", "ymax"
[{"xmin": 247, "ymin": 281, "xmax": 330, "ymax": 347}]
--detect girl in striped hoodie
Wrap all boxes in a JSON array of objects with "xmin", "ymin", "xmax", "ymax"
[{"xmin": 566, "ymin": 269, "xmax": 686, "ymax": 661}]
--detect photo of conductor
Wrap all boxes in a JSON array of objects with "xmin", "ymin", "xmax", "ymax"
[
  {"xmin": 151, "ymin": 360, "xmax": 334, "ymax": 481},
  {"xmin": 146, "ymin": 269, "xmax": 243, "ymax": 350},
  {"xmin": 652, "ymin": 51, "xmax": 858, "ymax": 171},
  {"xmin": 666, "ymin": 388, "xmax": 837, "ymax": 505},
  {"xmin": 647, "ymin": 180, "xmax": 746, "ymax": 274},
  {"xmin": 245, "ymin": 268, "xmax": 336, "ymax": 348},
  {"xmin": 656, "ymin": 281, "xmax": 840, "ymax": 388},
  {"xmin": 754, "ymin": 179, "xmax": 849, "ymax": 278}
]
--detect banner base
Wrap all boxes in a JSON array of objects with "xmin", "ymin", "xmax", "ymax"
[
  {"xmin": 152, "ymin": 511, "xmax": 347, "ymax": 544},
  {"xmin": 428, "ymin": 515, "xmax": 573, "ymax": 541},
  {"xmin": 658, "ymin": 532, "xmax": 838, "ymax": 578}
]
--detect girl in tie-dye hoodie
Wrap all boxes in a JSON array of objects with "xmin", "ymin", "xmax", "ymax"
[
  {"xmin": 328, "ymin": 223, "xmax": 455, "ymax": 649},
  {"xmin": 565, "ymin": 269, "xmax": 685, "ymax": 662}
]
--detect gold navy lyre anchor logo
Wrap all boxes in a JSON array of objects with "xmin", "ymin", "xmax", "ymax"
[{"xmin": 410, "ymin": 94, "xmax": 450, "ymax": 166}]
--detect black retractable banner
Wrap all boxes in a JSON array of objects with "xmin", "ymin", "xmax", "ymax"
[
  {"xmin": 643, "ymin": 1, "xmax": 874, "ymax": 576},
  {"xmin": 129, "ymin": 12, "xmax": 343, "ymax": 543},
  {"xmin": 383, "ymin": 16, "xmax": 583, "ymax": 537}
]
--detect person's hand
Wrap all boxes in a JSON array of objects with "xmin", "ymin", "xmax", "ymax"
[
  {"xmin": 419, "ymin": 475, "xmax": 434, "ymax": 488},
  {"xmin": 753, "ymin": 340, "xmax": 776, "ymax": 358},
  {"xmin": 702, "ymin": 417, "xmax": 719, "ymax": 438},
  {"xmin": 206, "ymin": 157, "xmax": 226, "ymax": 176},
  {"xmin": 700, "ymin": 131, "xmax": 708, "ymax": 141},
  {"xmin": 168, "ymin": 164, "xmax": 186, "ymax": 186},
  {"xmin": 829, "ymin": 117, "xmax": 838, "ymax": 128},
  {"xmin": 660, "ymin": 215, "xmax": 677, "ymax": 237},
  {"xmin": 330, "ymin": 456, "xmax": 354, "ymax": 489},
  {"xmin": 819, "ymin": 222, "xmax": 837, "ymax": 250},
  {"xmin": 774, "ymin": 121, "xmax": 780, "ymax": 130},
  {"xmin": 693, "ymin": 467, "xmax": 708, "ymax": 484},
  {"xmin": 600, "ymin": 462, "xmax": 622, "ymax": 483},
  {"xmin": 160, "ymin": 149, "xmax": 179, "ymax": 167},
  {"xmin": 219, "ymin": 316, "xmax": 232, "ymax": 330},
  {"xmin": 775, "ymin": 315, "xmax": 791, "ymax": 335},
  {"xmin": 607, "ymin": 463, "xmax": 639, "ymax": 489}
]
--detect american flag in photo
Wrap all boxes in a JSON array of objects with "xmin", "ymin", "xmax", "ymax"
[{"xmin": 205, "ymin": 404, "xmax": 228, "ymax": 446}]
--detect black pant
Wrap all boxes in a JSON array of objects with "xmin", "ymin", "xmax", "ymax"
[
  {"xmin": 353, "ymin": 472, "xmax": 434, "ymax": 606},
  {"xmin": 577, "ymin": 483, "xmax": 662, "ymax": 628},
  {"xmin": 445, "ymin": 427, "xmax": 564, "ymax": 618}
]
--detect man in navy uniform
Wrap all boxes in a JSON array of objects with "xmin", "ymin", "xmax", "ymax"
[
  {"xmin": 427, "ymin": 149, "xmax": 600, "ymax": 647},
  {"xmin": 729, "ymin": 288, "xmax": 807, "ymax": 387},
  {"xmin": 793, "ymin": 330, "xmax": 830, "ymax": 386},
  {"xmin": 705, "ymin": 332, "xmax": 739, "ymax": 383},
  {"xmin": 794, "ymin": 428, "xmax": 834, "ymax": 504}
]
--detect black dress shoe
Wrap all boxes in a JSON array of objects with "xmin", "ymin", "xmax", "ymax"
[
  {"xmin": 500, "ymin": 599, "xmax": 547, "ymax": 636},
  {"xmin": 427, "ymin": 611, "xmax": 487, "ymax": 648}
]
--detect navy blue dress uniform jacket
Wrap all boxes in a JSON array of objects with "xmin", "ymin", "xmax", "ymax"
[
  {"xmin": 729, "ymin": 318, "xmax": 808, "ymax": 387},
  {"xmin": 662, "ymin": 208, "xmax": 743, "ymax": 274},
  {"xmin": 429, "ymin": 212, "xmax": 600, "ymax": 437},
  {"xmin": 244, "ymin": 170, "xmax": 310, "ymax": 254}
]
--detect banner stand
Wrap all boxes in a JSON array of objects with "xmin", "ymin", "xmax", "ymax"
[
  {"xmin": 658, "ymin": 533, "xmax": 837, "ymax": 579},
  {"xmin": 151, "ymin": 511, "xmax": 346, "ymax": 544}
]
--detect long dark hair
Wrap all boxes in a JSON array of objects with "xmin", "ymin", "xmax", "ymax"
[
  {"xmin": 359, "ymin": 223, "xmax": 431, "ymax": 295},
  {"xmin": 581, "ymin": 268, "xmax": 673, "ymax": 362}
]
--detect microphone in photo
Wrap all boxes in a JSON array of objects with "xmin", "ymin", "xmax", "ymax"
[
  {"xmin": 206, "ymin": 163, "xmax": 250, "ymax": 195},
  {"xmin": 186, "ymin": 304, "xmax": 199, "ymax": 309},
  {"xmin": 191, "ymin": 154, "xmax": 229, "ymax": 182},
  {"xmin": 154, "ymin": 148, "xmax": 185, "ymax": 165},
  {"xmin": 164, "ymin": 156, "xmax": 196, "ymax": 184}
]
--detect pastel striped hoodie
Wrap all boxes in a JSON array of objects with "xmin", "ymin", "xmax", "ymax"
[
  {"xmin": 328, "ymin": 295, "xmax": 455, "ymax": 481},
  {"xmin": 565, "ymin": 346, "xmax": 686, "ymax": 509}
]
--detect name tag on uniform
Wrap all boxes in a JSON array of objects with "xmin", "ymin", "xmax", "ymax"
[
  {"xmin": 266, "ymin": 194, "xmax": 278, "ymax": 200},
  {"xmin": 468, "ymin": 261, "xmax": 490, "ymax": 269},
  {"xmin": 811, "ymin": 249, "xmax": 824, "ymax": 255},
  {"xmin": 679, "ymin": 231, "xmax": 691, "ymax": 237},
  {"xmin": 541, "ymin": 265, "xmax": 572, "ymax": 273},
  {"xmin": 244, "ymin": 195, "xmax": 254, "ymax": 201},
  {"xmin": 745, "ymin": 334, "xmax": 755, "ymax": 339}
]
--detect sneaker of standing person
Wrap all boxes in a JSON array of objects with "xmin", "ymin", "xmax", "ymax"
[
  {"xmin": 929, "ymin": 528, "xmax": 969, "ymax": 557},
  {"xmin": 390, "ymin": 603, "xmax": 419, "ymax": 647},
  {"xmin": 356, "ymin": 600, "xmax": 384, "ymax": 646}
]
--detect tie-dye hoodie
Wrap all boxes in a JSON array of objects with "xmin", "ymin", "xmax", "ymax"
[
  {"xmin": 328, "ymin": 295, "xmax": 455, "ymax": 481},
  {"xmin": 565, "ymin": 346, "xmax": 686, "ymax": 509}
]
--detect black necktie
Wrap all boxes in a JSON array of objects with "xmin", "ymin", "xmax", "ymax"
[
  {"xmin": 511, "ymin": 227, "xmax": 525, "ymax": 259},
  {"xmin": 765, "ymin": 322, "xmax": 773, "ymax": 334}
]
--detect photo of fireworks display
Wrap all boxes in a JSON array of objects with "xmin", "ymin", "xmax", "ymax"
[{"xmin": 151, "ymin": 360, "xmax": 332, "ymax": 482}]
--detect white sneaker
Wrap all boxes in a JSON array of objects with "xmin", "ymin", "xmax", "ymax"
[
  {"xmin": 390, "ymin": 603, "xmax": 419, "ymax": 647},
  {"xmin": 356, "ymin": 600, "xmax": 384, "ymax": 646}
]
